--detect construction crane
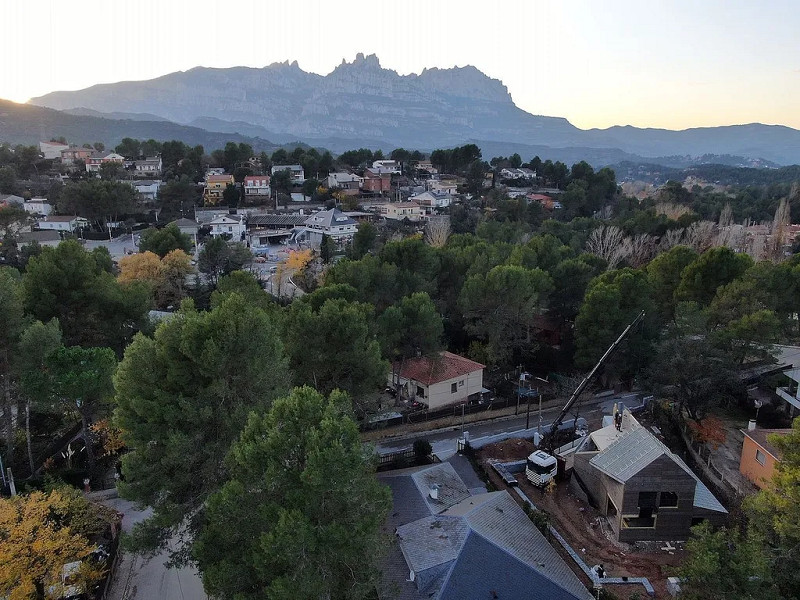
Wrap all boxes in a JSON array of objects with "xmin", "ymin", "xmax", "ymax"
[{"xmin": 526, "ymin": 310, "xmax": 646, "ymax": 486}]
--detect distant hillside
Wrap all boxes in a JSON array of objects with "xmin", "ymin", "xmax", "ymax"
[
  {"xmin": 29, "ymin": 53, "xmax": 800, "ymax": 165},
  {"xmin": 0, "ymin": 100, "xmax": 288, "ymax": 152},
  {"xmin": 611, "ymin": 161, "xmax": 800, "ymax": 186}
]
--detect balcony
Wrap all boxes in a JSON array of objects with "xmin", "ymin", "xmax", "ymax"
[{"xmin": 776, "ymin": 386, "xmax": 800, "ymax": 410}]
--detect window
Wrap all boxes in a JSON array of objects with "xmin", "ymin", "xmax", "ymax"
[
  {"xmin": 756, "ymin": 449, "xmax": 766, "ymax": 465},
  {"xmin": 451, "ymin": 383, "xmax": 457, "ymax": 393},
  {"xmin": 659, "ymin": 492, "xmax": 678, "ymax": 508},
  {"xmin": 416, "ymin": 386, "xmax": 425, "ymax": 398},
  {"xmin": 458, "ymin": 380, "xmax": 465, "ymax": 387}
]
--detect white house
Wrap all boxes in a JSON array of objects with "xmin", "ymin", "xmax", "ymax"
[
  {"xmin": 499, "ymin": 167, "xmax": 536, "ymax": 180},
  {"xmin": 18, "ymin": 230, "xmax": 61, "ymax": 248},
  {"xmin": 39, "ymin": 141, "xmax": 69, "ymax": 160},
  {"xmin": 327, "ymin": 172, "xmax": 362, "ymax": 195},
  {"xmin": 410, "ymin": 191, "xmax": 453, "ymax": 210},
  {"xmin": 426, "ymin": 179, "xmax": 458, "ymax": 195},
  {"xmin": 134, "ymin": 156, "xmax": 162, "ymax": 175},
  {"xmin": 37, "ymin": 215, "xmax": 89, "ymax": 232},
  {"xmin": 243, "ymin": 175, "xmax": 271, "ymax": 198},
  {"xmin": 130, "ymin": 180, "xmax": 162, "ymax": 202},
  {"xmin": 208, "ymin": 214, "xmax": 246, "ymax": 240},
  {"xmin": 391, "ymin": 351, "xmax": 485, "ymax": 410},
  {"xmin": 375, "ymin": 201, "xmax": 424, "ymax": 222},
  {"xmin": 271, "ymin": 164, "xmax": 305, "ymax": 183},
  {"xmin": 290, "ymin": 208, "xmax": 358, "ymax": 248},
  {"xmin": 372, "ymin": 159, "xmax": 401, "ymax": 174},
  {"xmin": 23, "ymin": 198, "xmax": 53, "ymax": 216},
  {"xmin": 85, "ymin": 152, "xmax": 125, "ymax": 173}
]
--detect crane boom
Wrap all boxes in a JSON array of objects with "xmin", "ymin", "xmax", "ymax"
[{"xmin": 546, "ymin": 310, "xmax": 645, "ymax": 445}]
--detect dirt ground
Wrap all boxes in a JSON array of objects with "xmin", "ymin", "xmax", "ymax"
[{"xmin": 478, "ymin": 438, "xmax": 684, "ymax": 599}]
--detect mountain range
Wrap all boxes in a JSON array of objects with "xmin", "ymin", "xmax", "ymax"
[{"xmin": 11, "ymin": 53, "xmax": 800, "ymax": 166}]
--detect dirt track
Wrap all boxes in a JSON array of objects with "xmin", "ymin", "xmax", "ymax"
[{"xmin": 479, "ymin": 439, "xmax": 684, "ymax": 598}]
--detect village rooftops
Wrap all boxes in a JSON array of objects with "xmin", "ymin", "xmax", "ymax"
[
  {"xmin": 397, "ymin": 351, "xmax": 485, "ymax": 387},
  {"xmin": 304, "ymin": 208, "xmax": 357, "ymax": 229},
  {"xmin": 206, "ymin": 174, "xmax": 234, "ymax": 183}
]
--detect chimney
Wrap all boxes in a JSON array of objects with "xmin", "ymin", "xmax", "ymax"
[
  {"xmin": 429, "ymin": 484, "xmax": 439, "ymax": 501},
  {"xmin": 748, "ymin": 419, "xmax": 756, "ymax": 431}
]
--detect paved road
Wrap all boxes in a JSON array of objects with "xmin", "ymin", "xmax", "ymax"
[
  {"xmin": 375, "ymin": 392, "xmax": 641, "ymax": 460},
  {"xmin": 101, "ymin": 497, "xmax": 208, "ymax": 600}
]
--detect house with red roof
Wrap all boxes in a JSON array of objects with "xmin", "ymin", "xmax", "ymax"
[{"xmin": 391, "ymin": 351, "xmax": 485, "ymax": 410}]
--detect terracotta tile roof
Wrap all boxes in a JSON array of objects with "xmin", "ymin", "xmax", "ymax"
[
  {"xmin": 398, "ymin": 351, "xmax": 485, "ymax": 386},
  {"xmin": 743, "ymin": 428, "xmax": 793, "ymax": 459}
]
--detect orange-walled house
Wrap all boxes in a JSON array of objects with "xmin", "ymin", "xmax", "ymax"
[{"xmin": 739, "ymin": 427, "xmax": 792, "ymax": 489}]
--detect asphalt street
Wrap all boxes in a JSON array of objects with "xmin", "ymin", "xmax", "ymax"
[
  {"xmin": 375, "ymin": 392, "xmax": 641, "ymax": 460},
  {"xmin": 101, "ymin": 497, "xmax": 208, "ymax": 600}
]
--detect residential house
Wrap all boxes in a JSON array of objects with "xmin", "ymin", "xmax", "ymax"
[
  {"xmin": 391, "ymin": 351, "xmax": 485, "ymax": 410},
  {"xmin": 208, "ymin": 214, "xmax": 246, "ymax": 240},
  {"xmin": 376, "ymin": 201, "xmax": 424, "ymax": 222},
  {"xmin": 60, "ymin": 147, "xmax": 93, "ymax": 165},
  {"xmin": 572, "ymin": 410, "xmax": 727, "ymax": 542},
  {"xmin": 372, "ymin": 159, "xmax": 401, "ymax": 173},
  {"xmin": 243, "ymin": 175, "xmax": 271, "ymax": 199},
  {"xmin": 131, "ymin": 180, "xmax": 162, "ymax": 202},
  {"xmin": 773, "ymin": 345, "xmax": 800, "ymax": 417},
  {"xmin": 36, "ymin": 215, "xmax": 89, "ymax": 232},
  {"xmin": 17, "ymin": 230, "xmax": 61, "ymax": 248},
  {"xmin": 426, "ymin": 179, "xmax": 458, "ymax": 195},
  {"xmin": 500, "ymin": 167, "xmax": 536, "ymax": 181},
  {"xmin": 39, "ymin": 141, "xmax": 70, "ymax": 160},
  {"xmin": 379, "ymin": 461, "xmax": 592, "ymax": 600},
  {"xmin": 410, "ymin": 191, "xmax": 453, "ymax": 211},
  {"xmin": 271, "ymin": 164, "xmax": 305, "ymax": 183},
  {"xmin": 85, "ymin": 151, "xmax": 125, "ymax": 173},
  {"xmin": 416, "ymin": 160, "xmax": 437, "ymax": 175},
  {"xmin": 170, "ymin": 218, "xmax": 200, "ymax": 242},
  {"xmin": 290, "ymin": 208, "xmax": 357, "ymax": 248},
  {"xmin": 362, "ymin": 168, "xmax": 392, "ymax": 193},
  {"xmin": 134, "ymin": 156, "xmax": 162, "ymax": 176},
  {"xmin": 739, "ymin": 427, "xmax": 792, "ymax": 489},
  {"xmin": 327, "ymin": 172, "xmax": 363, "ymax": 195},
  {"xmin": 23, "ymin": 198, "xmax": 52, "ymax": 216},
  {"xmin": 203, "ymin": 174, "xmax": 235, "ymax": 205},
  {"xmin": 0, "ymin": 194, "xmax": 24, "ymax": 207}
]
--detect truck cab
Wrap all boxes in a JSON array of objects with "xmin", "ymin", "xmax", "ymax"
[{"xmin": 526, "ymin": 450, "xmax": 557, "ymax": 486}]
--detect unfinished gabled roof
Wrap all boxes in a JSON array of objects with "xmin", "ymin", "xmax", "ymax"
[
  {"xmin": 398, "ymin": 351, "xmax": 485, "ymax": 386},
  {"xmin": 590, "ymin": 424, "xmax": 670, "ymax": 482},
  {"xmin": 589, "ymin": 415, "xmax": 727, "ymax": 514}
]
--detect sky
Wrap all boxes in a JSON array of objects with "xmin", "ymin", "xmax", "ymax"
[{"xmin": 1, "ymin": 0, "xmax": 798, "ymax": 131}]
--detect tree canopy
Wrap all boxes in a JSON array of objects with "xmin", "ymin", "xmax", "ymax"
[{"xmin": 192, "ymin": 386, "xmax": 391, "ymax": 600}]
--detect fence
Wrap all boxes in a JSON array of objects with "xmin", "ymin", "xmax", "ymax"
[{"xmin": 678, "ymin": 420, "xmax": 746, "ymax": 504}]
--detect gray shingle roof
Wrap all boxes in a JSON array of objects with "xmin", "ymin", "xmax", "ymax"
[
  {"xmin": 396, "ymin": 515, "xmax": 469, "ymax": 575},
  {"xmin": 410, "ymin": 463, "xmax": 471, "ymax": 514},
  {"xmin": 438, "ymin": 532, "xmax": 592, "ymax": 600},
  {"xmin": 304, "ymin": 208, "xmax": 357, "ymax": 229},
  {"xmin": 672, "ymin": 455, "xmax": 727, "ymax": 513},
  {"xmin": 247, "ymin": 214, "xmax": 308, "ymax": 227}
]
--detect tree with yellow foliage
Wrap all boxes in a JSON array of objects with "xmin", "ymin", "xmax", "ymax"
[
  {"xmin": 117, "ymin": 251, "xmax": 162, "ymax": 284},
  {"xmin": 286, "ymin": 248, "xmax": 313, "ymax": 271},
  {"xmin": 117, "ymin": 250, "xmax": 192, "ymax": 308},
  {"xmin": 0, "ymin": 488, "xmax": 112, "ymax": 599}
]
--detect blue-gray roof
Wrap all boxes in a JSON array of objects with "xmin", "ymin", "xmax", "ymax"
[
  {"xmin": 410, "ymin": 463, "xmax": 471, "ymax": 514},
  {"xmin": 439, "ymin": 532, "xmax": 591, "ymax": 600}
]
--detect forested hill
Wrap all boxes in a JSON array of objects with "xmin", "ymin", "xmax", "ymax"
[
  {"xmin": 613, "ymin": 161, "xmax": 800, "ymax": 186},
  {"xmin": 0, "ymin": 99, "xmax": 293, "ymax": 152}
]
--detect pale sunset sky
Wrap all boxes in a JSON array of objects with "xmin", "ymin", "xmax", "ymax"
[{"xmin": 1, "ymin": 0, "xmax": 798, "ymax": 131}]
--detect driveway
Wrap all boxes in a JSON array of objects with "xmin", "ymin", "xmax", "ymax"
[{"xmin": 101, "ymin": 497, "xmax": 208, "ymax": 600}]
